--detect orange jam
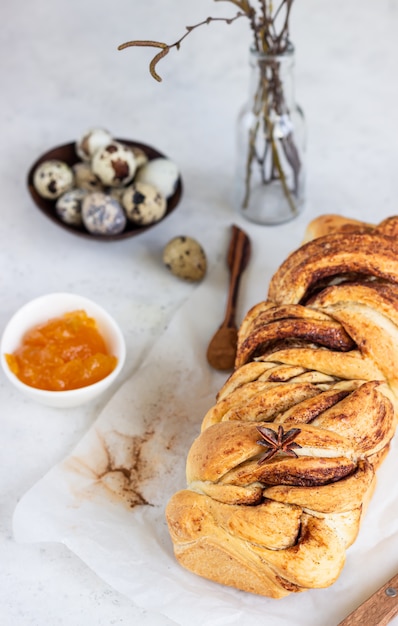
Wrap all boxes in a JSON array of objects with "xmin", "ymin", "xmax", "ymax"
[{"xmin": 5, "ymin": 310, "xmax": 117, "ymax": 391}]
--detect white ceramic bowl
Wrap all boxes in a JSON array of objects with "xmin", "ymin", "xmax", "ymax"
[{"xmin": 1, "ymin": 293, "xmax": 126, "ymax": 408}]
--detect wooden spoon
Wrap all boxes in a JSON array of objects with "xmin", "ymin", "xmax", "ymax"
[
  {"xmin": 206, "ymin": 224, "xmax": 251, "ymax": 371},
  {"xmin": 338, "ymin": 570, "xmax": 398, "ymax": 626}
]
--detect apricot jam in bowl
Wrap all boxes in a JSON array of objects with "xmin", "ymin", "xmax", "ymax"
[{"xmin": 1, "ymin": 293, "xmax": 126, "ymax": 407}]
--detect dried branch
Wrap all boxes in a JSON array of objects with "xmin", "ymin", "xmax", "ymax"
[
  {"xmin": 273, "ymin": 0, "xmax": 294, "ymax": 52},
  {"xmin": 149, "ymin": 48, "xmax": 170, "ymax": 82},
  {"xmin": 118, "ymin": 0, "xmax": 301, "ymax": 218},
  {"xmin": 118, "ymin": 40, "xmax": 168, "ymax": 51},
  {"xmin": 118, "ymin": 1, "xmax": 295, "ymax": 79},
  {"xmin": 118, "ymin": 12, "xmax": 247, "ymax": 82}
]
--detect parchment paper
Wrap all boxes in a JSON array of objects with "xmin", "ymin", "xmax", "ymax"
[{"xmin": 12, "ymin": 253, "xmax": 398, "ymax": 626}]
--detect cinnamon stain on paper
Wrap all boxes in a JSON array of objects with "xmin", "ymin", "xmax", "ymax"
[
  {"xmin": 63, "ymin": 381, "xmax": 206, "ymax": 511},
  {"xmin": 65, "ymin": 427, "xmax": 157, "ymax": 509}
]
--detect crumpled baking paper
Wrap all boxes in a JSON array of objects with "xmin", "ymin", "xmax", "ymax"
[{"xmin": 13, "ymin": 244, "xmax": 398, "ymax": 626}]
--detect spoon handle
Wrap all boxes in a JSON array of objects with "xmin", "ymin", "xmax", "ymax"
[{"xmin": 223, "ymin": 225, "xmax": 251, "ymax": 328}]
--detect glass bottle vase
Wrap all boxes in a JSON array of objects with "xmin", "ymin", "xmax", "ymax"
[{"xmin": 235, "ymin": 45, "xmax": 306, "ymax": 225}]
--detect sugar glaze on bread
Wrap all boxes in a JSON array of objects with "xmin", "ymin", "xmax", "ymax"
[{"xmin": 166, "ymin": 215, "xmax": 398, "ymax": 598}]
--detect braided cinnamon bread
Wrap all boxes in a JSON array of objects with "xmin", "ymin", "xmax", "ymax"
[{"xmin": 165, "ymin": 215, "xmax": 398, "ymax": 598}]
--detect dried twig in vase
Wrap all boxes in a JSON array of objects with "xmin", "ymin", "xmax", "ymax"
[{"xmin": 119, "ymin": 1, "xmax": 301, "ymax": 216}]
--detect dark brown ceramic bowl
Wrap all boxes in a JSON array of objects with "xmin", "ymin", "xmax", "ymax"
[{"xmin": 27, "ymin": 139, "xmax": 183, "ymax": 241}]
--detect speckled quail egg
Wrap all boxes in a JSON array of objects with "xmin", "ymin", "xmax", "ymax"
[
  {"xmin": 33, "ymin": 159, "xmax": 74, "ymax": 200},
  {"xmin": 75, "ymin": 128, "xmax": 113, "ymax": 161},
  {"xmin": 55, "ymin": 188, "xmax": 88, "ymax": 226},
  {"xmin": 122, "ymin": 182, "xmax": 167, "ymax": 226},
  {"xmin": 163, "ymin": 236, "xmax": 207, "ymax": 282},
  {"xmin": 72, "ymin": 162, "xmax": 104, "ymax": 193},
  {"xmin": 135, "ymin": 158, "xmax": 179, "ymax": 199},
  {"xmin": 81, "ymin": 192, "xmax": 127, "ymax": 235},
  {"xmin": 91, "ymin": 141, "xmax": 137, "ymax": 187}
]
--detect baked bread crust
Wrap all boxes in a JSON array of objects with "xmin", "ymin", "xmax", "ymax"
[{"xmin": 166, "ymin": 214, "xmax": 398, "ymax": 597}]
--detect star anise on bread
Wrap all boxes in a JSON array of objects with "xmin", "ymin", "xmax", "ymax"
[{"xmin": 256, "ymin": 425, "xmax": 302, "ymax": 464}]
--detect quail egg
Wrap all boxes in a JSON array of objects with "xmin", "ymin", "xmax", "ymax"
[
  {"xmin": 75, "ymin": 128, "xmax": 113, "ymax": 161},
  {"xmin": 82, "ymin": 192, "xmax": 127, "ymax": 235},
  {"xmin": 122, "ymin": 182, "xmax": 167, "ymax": 226},
  {"xmin": 163, "ymin": 236, "xmax": 207, "ymax": 282},
  {"xmin": 72, "ymin": 162, "xmax": 104, "ymax": 193},
  {"xmin": 91, "ymin": 141, "xmax": 137, "ymax": 187},
  {"xmin": 33, "ymin": 159, "xmax": 74, "ymax": 200},
  {"xmin": 55, "ymin": 188, "xmax": 88, "ymax": 226},
  {"xmin": 135, "ymin": 158, "xmax": 179, "ymax": 199}
]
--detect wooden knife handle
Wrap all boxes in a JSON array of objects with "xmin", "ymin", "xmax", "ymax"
[{"xmin": 338, "ymin": 572, "xmax": 398, "ymax": 626}]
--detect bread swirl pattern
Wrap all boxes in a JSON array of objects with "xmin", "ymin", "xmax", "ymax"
[{"xmin": 166, "ymin": 215, "xmax": 398, "ymax": 598}]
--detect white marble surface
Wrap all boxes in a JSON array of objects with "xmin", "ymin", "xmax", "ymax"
[{"xmin": 2, "ymin": 0, "xmax": 398, "ymax": 624}]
